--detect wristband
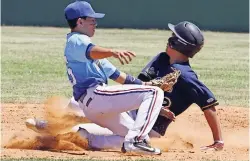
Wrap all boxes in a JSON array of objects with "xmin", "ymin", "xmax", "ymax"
[
  {"xmin": 214, "ymin": 140, "xmax": 224, "ymax": 144},
  {"xmin": 109, "ymin": 70, "xmax": 120, "ymax": 80},
  {"xmin": 124, "ymin": 74, "xmax": 143, "ymax": 85}
]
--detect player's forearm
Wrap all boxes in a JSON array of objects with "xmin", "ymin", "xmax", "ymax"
[
  {"xmin": 203, "ymin": 106, "xmax": 223, "ymax": 142},
  {"xmin": 89, "ymin": 46, "xmax": 114, "ymax": 59},
  {"xmin": 113, "ymin": 71, "xmax": 152, "ymax": 85},
  {"xmin": 114, "ymin": 72, "xmax": 126, "ymax": 84}
]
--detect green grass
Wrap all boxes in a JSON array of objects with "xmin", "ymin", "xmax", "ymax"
[{"xmin": 1, "ymin": 26, "xmax": 249, "ymax": 107}]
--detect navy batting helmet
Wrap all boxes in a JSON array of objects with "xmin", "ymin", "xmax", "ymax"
[{"xmin": 168, "ymin": 21, "xmax": 204, "ymax": 58}]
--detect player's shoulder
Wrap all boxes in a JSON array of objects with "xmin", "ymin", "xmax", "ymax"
[
  {"xmin": 171, "ymin": 62, "xmax": 198, "ymax": 81},
  {"xmin": 157, "ymin": 52, "xmax": 170, "ymax": 60},
  {"xmin": 156, "ymin": 52, "xmax": 170, "ymax": 67},
  {"xmin": 67, "ymin": 32, "xmax": 91, "ymax": 45}
]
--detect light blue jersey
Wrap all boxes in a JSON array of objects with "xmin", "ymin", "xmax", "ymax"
[{"xmin": 64, "ymin": 32, "xmax": 117, "ymax": 101}]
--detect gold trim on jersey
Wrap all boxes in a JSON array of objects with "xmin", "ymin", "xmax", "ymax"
[{"xmin": 201, "ymin": 101, "xmax": 219, "ymax": 110}]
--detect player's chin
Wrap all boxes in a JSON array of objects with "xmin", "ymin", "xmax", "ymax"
[
  {"xmin": 89, "ymin": 30, "xmax": 95, "ymax": 37},
  {"xmin": 166, "ymin": 45, "xmax": 170, "ymax": 52}
]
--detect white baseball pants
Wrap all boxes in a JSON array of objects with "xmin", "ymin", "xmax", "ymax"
[{"xmin": 78, "ymin": 84, "xmax": 164, "ymax": 146}]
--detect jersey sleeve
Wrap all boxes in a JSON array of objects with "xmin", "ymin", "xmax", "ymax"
[
  {"xmin": 185, "ymin": 73, "xmax": 219, "ymax": 111},
  {"xmin": 99, "ymin": 59, "xmax": 117, "ymax": 78},
  {"xmin": 65, "ymin": 34, "xmax": 95, "ymax": 62},
  {"xmin": 138, "ymin": 53, "xmax": 161, "ymax": 81},
  {"xmin": 141, "ymin": 53, "xmax": 160, "ymax": 73}
]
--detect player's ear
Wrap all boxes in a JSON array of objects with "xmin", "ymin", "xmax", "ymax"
[
  {"xmin": 76, "ymin": 18, "xmax": 82, "ymax": 26},
  {"xmin": 80, "ymin": 20, "xmax": 83, "ymax": 25}
]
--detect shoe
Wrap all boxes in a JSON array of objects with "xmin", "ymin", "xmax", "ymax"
[
  {"xmin": 25, "ymin": 118, "xmax": 49, "ymax": 134},
  {"xmin": 122, "ymin": 138, "xmax": 161, "ymax": 155},
  {"xmin": 76, "ymin": 127, "xmax": 94, "ymax": 150},
  {"xmin": 77, "ymin": 127, "xmax": 90, "ymax": 140}
]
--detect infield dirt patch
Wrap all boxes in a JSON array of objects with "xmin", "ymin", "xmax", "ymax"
[{"xmin": 1, "ymin": 102, "xmax": 249, "ymax": 160}]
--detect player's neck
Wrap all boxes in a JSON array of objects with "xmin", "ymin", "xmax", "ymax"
[
  {"xmin": 168, "ymin": 51, "xmax": 189, "ymax": 64},
  {"xmin": 71, "ymin": 28, "xmax": 89, "ymax": 36},
  {"xmin": 71, "ymin": 27, "xmax": 81, "ymax": 33}
]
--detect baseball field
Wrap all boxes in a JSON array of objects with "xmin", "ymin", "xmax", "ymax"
[{"xmin": 1, "ymin": 26, "xmax": 249, "ymax": 161}]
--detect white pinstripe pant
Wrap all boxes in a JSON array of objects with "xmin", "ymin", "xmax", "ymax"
[{"xmin": 78, "ymin": 84, "xmax": 164, "ymax": 144}]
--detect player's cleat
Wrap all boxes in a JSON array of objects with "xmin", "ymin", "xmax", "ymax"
[
  {"xmin": 121, "ymin": 138, "xmax": 161, "ymax": 155},
  {"xmin": 76, "ymin": 127, "xmax": 93, "ymax": 150},
  {"xmin": 200, "ymin": 141, "xmax": 224, "ymax": 151},
  {"xmin": 25, "ymin": 118, "xmax": 49, "ymax": 134},
  {"xmin": 77, "ymin": 127, "xmax": 90, "ymax": 140}
]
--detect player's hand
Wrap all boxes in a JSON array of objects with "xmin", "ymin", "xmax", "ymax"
[
  {"xmin": 200, "ymin": 141, "xmax": 224, "ymax": 151},
  {"xmin": 159, "ymin": 107, "xmax": 176, "ymax": 121},
  {"xmin": 111, "ymin": 50, "xmax": 136, "ymax": 65}
]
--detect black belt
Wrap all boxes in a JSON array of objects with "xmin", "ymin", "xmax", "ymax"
[
  {"xmin": 77, "ymin": 82, "xmax": 104, "ymax": 106},
  {"xmin": 79, "ymin": 92, "xmax": 93, "ymax": 107}
]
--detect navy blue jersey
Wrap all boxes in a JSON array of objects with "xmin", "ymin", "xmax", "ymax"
[
  {"xmin": 140, "ymin": 52, "xmax": 218, "ymax": 114},
  {"xmin": 138, "ymin": 52, "xmax": 219, "ymax": 135}
]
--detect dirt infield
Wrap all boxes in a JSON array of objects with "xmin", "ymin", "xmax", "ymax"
[{"xmin": 1, "ymin": 103, "xmax": 249, "ymax": 160}]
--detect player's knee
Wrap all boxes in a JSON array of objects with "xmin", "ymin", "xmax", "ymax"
[
  {"xmin": 153, "ymin": 86, "xmax": 164, "ymax": 101},
  {"xmin": 143, "ymin": 86, "xmax": 164, "ymax": 103},
  {"xmin": 148, "ymin": 86, "xmax": 160, "ymax": 92}
]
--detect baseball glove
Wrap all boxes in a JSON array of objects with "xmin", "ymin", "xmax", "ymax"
[{"xmin": 150, "ymin": 67, "xmax": 181, "ymax": 92}]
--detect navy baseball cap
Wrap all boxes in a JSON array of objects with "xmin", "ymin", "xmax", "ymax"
[{"xmin": 64, "ymin": 1, "xmax": 105, "ymax": 20}]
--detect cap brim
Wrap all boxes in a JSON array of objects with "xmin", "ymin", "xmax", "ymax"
[
  {"xmin": 89, "ymin": 13, "xmax": 105, "ymax": 18},
  {"xmin": 168, "ymin": 23, "xmax": 176, "ymax": 34}
]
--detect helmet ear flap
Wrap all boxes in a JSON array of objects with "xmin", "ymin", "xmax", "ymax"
[
  {"xmin": 168, "ymin": 36, "xmax": 185, "ymax": 50},
  {"xmin": 168, "ymin": 37, "xmax": 174, "ymax": 49},
  {"xmin": 168, "ymin": 36, "xmax": 179, "ymax": 49}
]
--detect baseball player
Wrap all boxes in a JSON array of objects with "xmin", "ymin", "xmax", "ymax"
[
  {"xmin": 60, "ymin": 1, "xmax": 176, "ymax": 155},
  {"xmin": 138, "ymin": 21, "xmax": 224, "ymax": 151}
]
